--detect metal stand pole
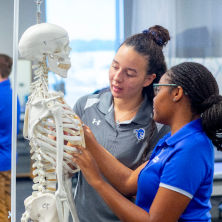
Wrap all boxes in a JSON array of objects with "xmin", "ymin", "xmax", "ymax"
[{"xmin": 11, "ymin": 0, "xmax": 19, "ymax": 221}]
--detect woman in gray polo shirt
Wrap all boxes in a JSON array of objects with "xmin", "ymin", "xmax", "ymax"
[{"xmin": 73, "ymin": 25, "xmax": 170, "ymax": 222}]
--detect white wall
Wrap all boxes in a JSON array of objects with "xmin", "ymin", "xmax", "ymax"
[
  {"xmin": 0, "ymin": 0, "xmax": 46, "ymax": 111},
  {"xmin": 0, "ymin": 0, "xmax": 46, "ymax": 57}
]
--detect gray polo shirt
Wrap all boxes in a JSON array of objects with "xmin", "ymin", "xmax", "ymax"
[{"xmin": 73, "ymin": 91, "xmax": 169, "ymax": 222}]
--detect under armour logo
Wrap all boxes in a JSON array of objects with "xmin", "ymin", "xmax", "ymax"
[
  {"xmin": 134, "ymin": 128, "xmax": 145, "ymax": 141},
  {"xmin": 92, "ymin": 118, "xmax": 101, "ymax": 125}
]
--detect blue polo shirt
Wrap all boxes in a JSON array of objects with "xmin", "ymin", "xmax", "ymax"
[
  {"xmin": 136, "ymin": 119, "xmax": 214, "ymax": 221},
  {"xmin": 0, "ymin": 79, "xmax": 20, "ymax": 171}
]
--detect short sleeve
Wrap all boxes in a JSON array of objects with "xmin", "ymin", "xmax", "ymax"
[{"xmin": 160, "ymin": 141, "xmax": 208, "ymax": 199}]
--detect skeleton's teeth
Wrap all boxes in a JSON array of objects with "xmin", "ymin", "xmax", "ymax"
[{"xmin": 58, "ymin": 63, "xmax": 71, "ymax": 70}]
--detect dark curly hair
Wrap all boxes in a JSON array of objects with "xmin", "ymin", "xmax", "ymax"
[
  {"xmin": 121, "ymin": 25, "xmax": 170, "ymax": 102},
  {"xmin": 167, "ymin": 62, "xmax": 222, "ymax": 151}
]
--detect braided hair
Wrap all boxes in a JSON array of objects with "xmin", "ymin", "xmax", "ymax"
[
  {"xmin": 167, "ymin": 62, "xmax": 222, "ymax": 151},
  {"xmin": 0, "ymin": 54, "xmax": 13, "ymax": 78},
  {"xmin": 121, "ymin": 25, "xmax": 170, "ymax": 102}
]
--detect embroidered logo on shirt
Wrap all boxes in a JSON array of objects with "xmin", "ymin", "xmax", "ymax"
[
  {"xmin": 134, "ymin": 128, "xmax": 145, "ymax": 141},
  {"xmin": 152, "ymin": 149, "xmax": 164, "ymax": 163},
  {"xmin": 92, "ymin": 118, "xmax": 101, "ymax": 125},
  {"xmin": 152, "ymin": 156, "xmax": 159, "ymax": 163}
]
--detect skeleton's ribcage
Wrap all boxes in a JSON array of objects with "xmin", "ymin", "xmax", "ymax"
[{"xmin": 29, "ymin": 100, "xmax": 85, "ymax": 193}]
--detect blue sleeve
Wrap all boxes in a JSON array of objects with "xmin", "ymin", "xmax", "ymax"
[{"xmin": 160, "ymin": 140, "xmax": 209, "ymax": 198}]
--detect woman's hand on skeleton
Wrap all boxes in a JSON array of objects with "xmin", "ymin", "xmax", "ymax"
[
  {"xmin": 71, "ymin": 145, "xmax": 103, "ymax": 188},
  {"xmin": 66, "ymin": 122, "xmax": 102, "ymax": 180},
  {"xmin": 82, "ymin": 124, "xmax": 100, "ymax": 151}
]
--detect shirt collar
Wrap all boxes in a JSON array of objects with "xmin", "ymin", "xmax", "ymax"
[
  {"xmin": 98, "ymin": 92, "xmax": 153, "ymax": 124},
  {"xmin": 0, "ymin": 79, "xmax": 10, "ymax": 86},
  {"xmin": 133, "ymin": 94, "xmax": 153, "ymax": 124},
  {"xmin": 165, "ymin": 118, "xmax": 203, "ymax": 147},
  {"xmin": 97, "ymin": 91, "xmax": 113, "ymax": 114}
]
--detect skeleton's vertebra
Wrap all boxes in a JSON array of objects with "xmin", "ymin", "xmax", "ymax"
[{"xmin": 19, "ymin": 23, "xmax": 84, "ymax": 222}]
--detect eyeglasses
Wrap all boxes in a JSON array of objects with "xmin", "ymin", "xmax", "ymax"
[{"xmin": 153, "ymin": 83, "xmax": 178, "ymax": 96}]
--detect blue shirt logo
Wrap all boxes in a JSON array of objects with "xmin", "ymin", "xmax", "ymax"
[{"xmin": 134, "ymin": 128, "xmax": 145, "ymax": 141}]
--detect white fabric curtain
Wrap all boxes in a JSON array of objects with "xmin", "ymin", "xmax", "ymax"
[{"xmin": 130, "ymin": 0, "xmax": 176, "ymax": 59}]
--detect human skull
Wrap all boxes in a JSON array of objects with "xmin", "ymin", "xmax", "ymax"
[{"xmin": 19, "ymin": 23, "xmax": 71, "ymax": 77}]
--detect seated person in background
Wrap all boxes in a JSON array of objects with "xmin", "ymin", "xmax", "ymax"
[{"xmin": 72, "ymin": 62, "xmax": 222, "ymax": 222}]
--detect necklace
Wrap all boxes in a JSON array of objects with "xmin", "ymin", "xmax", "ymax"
[{"xmin": 114, "ymin": 101, "xmax": 142, "ymax": 125}]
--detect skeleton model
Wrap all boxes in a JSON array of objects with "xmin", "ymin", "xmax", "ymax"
[{"xmin": 18, "ymin": 23, "xmax": 84, "ymax": 222}]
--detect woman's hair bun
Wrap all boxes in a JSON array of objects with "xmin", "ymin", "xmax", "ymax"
[
  {"xmin": 199, "ymin": 94, "xmax": 222, "ymax": 113},
  {"xmin": 143, "ymin": 25, "xmax": 170, "ymax": 47}
]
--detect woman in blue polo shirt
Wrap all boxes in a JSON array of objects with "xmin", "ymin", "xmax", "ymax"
[{"xmin": 72, "ymin": 62, "xmax": 222, "ymax": 221}]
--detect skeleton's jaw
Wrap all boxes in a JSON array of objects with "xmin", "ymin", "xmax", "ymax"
[
  {"xmin": 48, "ymin": 61, "xmax": 70, "ymax": 78},
  {"xmin": 47, "ymin": 51, "xmax": 71, "ymax": 78}
]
